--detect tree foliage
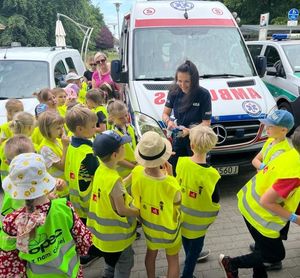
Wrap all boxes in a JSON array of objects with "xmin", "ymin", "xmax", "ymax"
[
  {"xmin": 0, "ymin": 0, "xmax": 104, "ymax": 50},
  {"xmin": 223, "ymin": 0, "xmax": 300, "ymax": 25},
  {"xmin": 96, "ymin": 25, "xmax": 114, "ymax": 50}
]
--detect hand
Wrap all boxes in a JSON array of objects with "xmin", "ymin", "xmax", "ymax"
[
  {"xmin": 167, "ymin": 120, "xmax": 176, "ymax": 130},
  {"xmin": 61, "ymin": 134, "xmax": 70, "ymax": 147},
  {"xmin": 162, "ymin": 161, "xmax": 173, "ymax": 176},
  {"xmin": 48, "ymin": 191, "xmax": 58, "ymax": 200},
  {"xmin": 179, "ymin": 127, "xmax": 190, "ymax": 138},
  {"xmin": 55, "ymin": 178, "xmax": 66, "ymax": 191}
]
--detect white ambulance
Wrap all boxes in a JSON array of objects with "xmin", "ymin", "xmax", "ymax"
[{"xmin": 111, "ymin": 0, "xmax": 276, "ymax": 175}]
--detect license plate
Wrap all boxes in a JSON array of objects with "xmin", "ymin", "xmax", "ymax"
[{"xmin": 216, "ymin": 166, "xmax": 239, "ymax": 176}]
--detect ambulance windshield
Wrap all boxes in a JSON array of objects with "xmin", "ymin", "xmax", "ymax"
[
  {"xmin": 133, "ymin": 27, "xmax": 255, "ymax": 80},
  {"xmin": 282, "ymin": 44, "xmax": 300, "ymax": 72}
]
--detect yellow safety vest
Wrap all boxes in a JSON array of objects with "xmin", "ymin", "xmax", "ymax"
[
  {"xmin": 31, "ymin": 127, "xmax": 44, "ymax": 146},
  {"xmin": 20, "ymin": 198, "xmax": 79, "ymax": 277},
  {"xmin": 261, "ymin": 138, "xmax": 292, "ymax": 165},
  {"xmin": 114, "ymin": 125, "xmax": 137, "ymax": 178},
  {"xmin": 87, "ymin": 163, "xmax": 137, "ymax": 252},
  {"xmin": 238, "ymin": 148, "xmax": 300, "ymax": 238},
  {"xmin": 176, "ymin": 157, "xmax": 221, "ymax": 239},
  {"xmin": 65, "ymin": 143, "xmax": 94, "ymax": 219},
  {"xmin": 57, "ymin": 105, "xmax": 67, "ymax": 118},
  {"xmin": 0, "ymin": 121, "xmax": 13, "ymax": 140},
  {"xmin": 94, "ymin": 105, "xmax": 111, "ymax": 130},
  {"xmin": 78, "ymin": 83, "xmax": 87, "ymax": 104},
  {"xmin": 38, "ymin": 138, "xmax": 69, "ymax": 197},
  {"xmin": 131, "ymin": 165, "xmax": 181, "ymax": 250}
]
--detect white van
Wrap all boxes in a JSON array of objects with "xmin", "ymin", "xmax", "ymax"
[
  {"xmin": 111, "ymin": 0, "xmax": 276, "ymax": 175},
  {"xmin": 0, "ymin": 47, "xmax": 85, "ymax": 124},
  {"xmin": 247, "ymin": 34, "xmax": 300, "ymax": 129}
]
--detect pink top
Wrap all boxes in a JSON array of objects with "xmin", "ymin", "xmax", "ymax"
[{"xmin": 92, "ymin": 70, "xmax": 114, "ymax": 88}]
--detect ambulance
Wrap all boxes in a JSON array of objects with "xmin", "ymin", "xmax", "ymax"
[{"xmin": 111, "ymin": 0, "xmax": 276, "ymax": 175}]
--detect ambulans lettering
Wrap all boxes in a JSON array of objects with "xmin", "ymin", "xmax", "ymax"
[
  {"xmin": 153, "ymin": 87, "xmax": 262, "ymax": 105},
  {"xmin": 29, "ymin": 229, "xmax": 64, "ymax": 254}
]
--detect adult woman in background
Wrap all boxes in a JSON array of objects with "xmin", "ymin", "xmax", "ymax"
[
  {"xmin": 162, "ymin": 60, "xmax": 212, "ymax": 170},
  {"xmin": 92, "ymin": 52, "xmax": 114, "ymax": 89}
]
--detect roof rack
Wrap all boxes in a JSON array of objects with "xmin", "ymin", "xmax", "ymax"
[{"xmin": 50, "ymin": 46, "xmax": 73, "ymax": 51}]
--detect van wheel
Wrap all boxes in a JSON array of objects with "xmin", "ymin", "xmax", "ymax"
[{"xmin": 278, "ymin": 101, "xmax": 294, "ymax": 136}]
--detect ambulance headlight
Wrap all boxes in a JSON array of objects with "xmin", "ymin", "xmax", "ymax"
[{"xmin": 133, "ymin": 112, "xmax": 166, "ymax": 139}]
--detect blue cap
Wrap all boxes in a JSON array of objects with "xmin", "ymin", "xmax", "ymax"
[
  {"xmin": 93, "ymin": 130, "xmax": 132, "ymax": 158},
  {"xmin": 260, "ymin": 110, "xmax": 294, "ymax": 131}
]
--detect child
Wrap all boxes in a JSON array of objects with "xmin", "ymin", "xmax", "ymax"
[
  {"xmin": 131, "ymin": 131, "xmax": 182, "ymax": 278},
  {"xmin": 85, "ymin": 89, "xmax": 108, "ymax": 133},
  {"xmin": 0, "ymin": 99, "xmax": 24, "ymax": 143},
  {"xmin": 0, "ymin": 111, "xmax": 36, "ymax": 181},
  {"xmin": 64, "ymin": 84, "xmax": 79, "ymax": 110},
  {"xmin": 252, "ymin": 109, "xmax": 294, "ymax": 171},
  {"xmin": 52, "ymin": 88, "xmax": 67, "ymax": 117},
  {"xmin": 38, "ymin": 111, "xmax": 70, "ymax": 197},
  {"xmin": 65, "ymin": 105, "xmax": 99, "ymax": 222},
  {"xmin": 87, "ymin": 130, "xmax": 138, "ymax": 278},
  {"xmin": 176, "ymin": 125, "xmax": 220, "ymax": 278},
  {"xmin": 100, "ymin": 82, "xmax": 120, "ymax": 103},
  {"xmin": 31, "ymin": 103, "xmax": 49, "ymax": 147},
  {"xmin": 219, "ymin": 126, "xmax": 300, "ymax": 278},
  {"xmin": 33, "ymin": 88, "xmax": 57, "ymax": 111},
  {"xmin": 65, "ymin": 72, "xmax": 87, "ymax": 104},
  {"xmin": 1, "ymin": 152, "xmax": 92, "ymax": 277},
  {"xmin": 108, "ymin": 100, "xmax": 137, "ymax": 180}
]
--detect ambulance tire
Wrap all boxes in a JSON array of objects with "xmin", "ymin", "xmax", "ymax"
[{"xmin": 278, "ymin": 101, "xmax": 294, "ymax": 136}]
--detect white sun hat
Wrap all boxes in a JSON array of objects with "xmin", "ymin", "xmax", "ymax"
[
  {"xmin": 135, "ymin": 131, "xmax": 172, "ymax": 168},
  {"xmin": 2, "ymin": 153, "xmax": 56, "ymax": 200}
]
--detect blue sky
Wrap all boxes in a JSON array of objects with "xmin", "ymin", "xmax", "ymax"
[{"xmin": 92, "ymin": 0, "xmax": 135, "ymax": 37}]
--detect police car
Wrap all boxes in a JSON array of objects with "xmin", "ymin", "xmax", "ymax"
[{"xmin": 247, "ymin": 34, "xmax": 300, "ymax": 129}]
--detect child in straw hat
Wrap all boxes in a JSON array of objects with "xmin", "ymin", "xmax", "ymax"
[
  {"xmin": 1, "ymin": 153, "xmax": 92, "ymax": 278},
  {"xmin": 131, "ymin": 131, "xmax": 182, "ymax": 278}
]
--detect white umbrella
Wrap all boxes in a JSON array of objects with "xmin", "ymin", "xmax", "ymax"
[{"xmin": 55, "ymin": 19, "xmax": 66, "ymax": 47}]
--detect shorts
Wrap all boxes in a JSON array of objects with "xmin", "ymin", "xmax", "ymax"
[{"xmin": 147, "ymin": 238, "xmax": 182, "ymax": 256}]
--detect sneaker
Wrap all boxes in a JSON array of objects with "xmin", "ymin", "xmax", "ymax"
[
  {"xmin": 264, "ymin": 261, "xmax": 282, "ymax": 271},
  {"xmin": 219, "ymin": 254, "xmax": 239, "ymax": 278},
  {"xmin": 80, "ymin": 254, "xmax": 99, "ymax": 268},
  {"xmin": 196, "ymin": 249, "xmax": 210, "ymax": 262},
  {"xmin": 249, "ymin": 242, "xmax": 256, "ymax": 252}
]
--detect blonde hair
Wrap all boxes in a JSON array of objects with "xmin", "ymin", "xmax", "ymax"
[
  {"xmin": 51, "ymin": 88, "xmax": 66, "ymax": 97},
  {"xmin": 94, "ymin": 52, "xmax": 107, "ymax": 61},
  {"xmin": 5, "ymin": 99, "xmax": 24, "ymax": 111},
  {"xmin": 38, "ymin": 111, "xmax": 64, "ymax": 139},
  {"xmin": 107, "ymin": 100, "xmax": 127, "ymax": 117},
  {"xmin": 4, "ymin": 135, "xmax": 35, "ymax": 162},
  {"xmin": 189, "ymin": 125, "xmax": 218, "ymax": 154},
  {"xmin": 86, "ymin": 89, "xmax": 105, "ymax": 106},
  {"xmin": 10, "ymin": 112, "xmax": 35, "ymax": 135},
  {"xmin": 65, "ymin": 105, "xmax": 97, "ymax": 133}
]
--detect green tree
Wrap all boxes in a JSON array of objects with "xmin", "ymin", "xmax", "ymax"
[{"xmin": 0, "ymin": 0, "xmax": 104, "ymax": 50}]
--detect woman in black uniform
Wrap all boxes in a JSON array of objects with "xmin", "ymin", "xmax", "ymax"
[{"xmin": 162, "ymin": 60, "xmax": 212, "ymax": 169}]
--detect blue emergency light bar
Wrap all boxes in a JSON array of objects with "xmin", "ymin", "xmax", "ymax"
[{"xmin": 272, "ymin": 33, "xmax": 300, "ymax": 40}]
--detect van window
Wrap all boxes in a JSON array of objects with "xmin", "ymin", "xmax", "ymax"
[
  {"xmin": 54, "ymin": 60, "xmax": 67, "ymax": 86},
  {"xmin": 282, "ymin": 44, "xmax": 300, "ymax": 72},
  {"xmin": 247, "ymin": 44, "xmax": 263, "ymax": 61},
  {"xmin": 133, "ymin": 27, "xmax": 256, "ymax": 80},
  {"xmin": 265, "ymin": 46, "xmax": 280, "ymax": 67},
  {"xmin": 65, "ymin": 57, "xmax": 76, "ymax": 71},
  {"xmin": 0, "ymin": 60, "xmax": 49, "ymax": 98}
]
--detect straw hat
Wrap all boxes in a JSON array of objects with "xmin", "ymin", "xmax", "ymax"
[
  {"xmin": 135, "ymin": 131, "xmax": 172, "ymax": 168},
  {"xmin": 2, "ymin": 153, "xmax": 56, "ymax": 200}
]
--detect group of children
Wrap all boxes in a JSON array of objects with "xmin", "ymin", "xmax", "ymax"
[{"xmin": 0, "ymin": 81, "xmax": 299, "ymax": 278}]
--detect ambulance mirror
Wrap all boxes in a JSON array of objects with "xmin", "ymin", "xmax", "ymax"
[
  {"xmin": 111, "ymin": 60, "xmax": 129, "ymax": 83},
  {"xmin": 254, "ymin": 55, "xmax": 266, "ymax": 77}
]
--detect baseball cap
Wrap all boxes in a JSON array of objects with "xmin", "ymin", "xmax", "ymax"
[
  {"xmin": 93, "ymin": 130, "xmax": 132, "ymax": 158},
  {"xmin": 65, "ymin": 72, "xmax": 82, "ymax": 82},
  {"xmin": 260, "ymin": 110, "xmax": 294, "ymax": 131}
]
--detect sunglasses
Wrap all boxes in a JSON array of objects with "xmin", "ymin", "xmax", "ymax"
[
  {"xmin": 89, "ymin": 63, "xmax": 97, "ymax": 66},
  {"xmin": 96, "ymin": 59, "xmax": 106, "ymax": 64}
]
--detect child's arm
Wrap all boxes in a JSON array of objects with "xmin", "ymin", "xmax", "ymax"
[
  {"xmin": 252, "ymin": 151, "xmax": 264, "ymax": 170},
  {"xmin": 95, "ymin": 123, "xmax": 106, "ymax": 133},
  {"xmin": 53, "ymin": 136, "xmax": 69, "ymax": 171},
  {"xmin": 111, "ymin": 180, "xmax": 139, "ymax": 217},
  {"xmin": 117, "ymin": 160, "xmax": 137, "ymax": 170}
]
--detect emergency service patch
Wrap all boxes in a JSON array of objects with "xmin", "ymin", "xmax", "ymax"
[
  {"xmin": 170, "ymin": 1, "xmax": 194, "ymax": 11},
  {"xmin": 242, "ymin": 101, "xmax": 262, "ymax": 117}
]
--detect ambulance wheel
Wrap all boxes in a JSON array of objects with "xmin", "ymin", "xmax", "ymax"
[{"xmin": 278, "ymin": 101, "xmax": 294, "ymax": 136}]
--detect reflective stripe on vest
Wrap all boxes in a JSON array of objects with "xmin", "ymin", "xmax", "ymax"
[
  {"xmin": 87, "ymin": 163, "xmax": 136, "ymax": 252},
  {"xmin": 262, "ymin": 138, "xmax": 291, "ymax": 164},
  {"xmin": 176, "ymin": 157, "xmax": 220, "ymax": 238},
  {"xmin": 69, "ymin": 189, "xmax": 91, "ymax": 203},
  {"xmin": 141, "ymin": 216, "xmax": 180, "ymax": 235},
  {"xmin": 27, "ymin": 240, "xmax": 79, "ymax": 277},
  {"xmin": 143, "ymin": 225, "xmax": 181, "ymax": 244},
  {"xmin": 238, "ymin": 149, "xmax": 300, "ymax": 238}
]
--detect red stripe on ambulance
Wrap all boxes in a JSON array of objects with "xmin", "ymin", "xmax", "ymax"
[
  {"xmin": 153, "ymin": 88, "xmax": 262, "ymax": 105},
  {"xmin": 135, "ymin": 18, "xmax": 235, "ymax": 27}
]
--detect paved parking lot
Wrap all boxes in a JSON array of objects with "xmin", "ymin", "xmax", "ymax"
[{"xmin": 83, "ymin": 172, "xmax": 300, "ymax": 278}]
